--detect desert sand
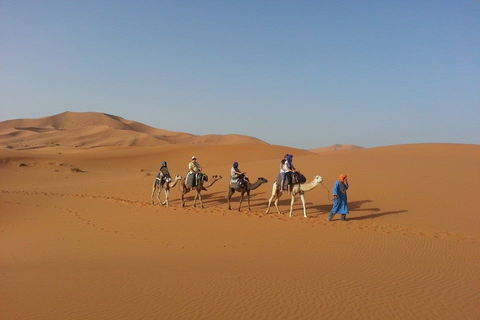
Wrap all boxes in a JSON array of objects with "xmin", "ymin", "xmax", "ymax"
[{"xmin": 1, "ymin": 112, "xmax": 479, "ymax": 319}]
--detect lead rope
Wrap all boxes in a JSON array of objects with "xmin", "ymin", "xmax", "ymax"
[{"xmin": 320, "ymin": 182, "xmax": 333, "ymax": 201}]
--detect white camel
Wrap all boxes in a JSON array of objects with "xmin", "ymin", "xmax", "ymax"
[
  {"xmin": 151, "ymin": 174, "xmax": 182, "ymax": 207},
  {"xmin": 266, "ymin": 175, "xmax": 323, "ymax": 218}
]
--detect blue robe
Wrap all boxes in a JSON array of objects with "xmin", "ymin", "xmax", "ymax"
[{"xmin": 331, "ymin": 180, "xmax": 349, "ymax": 214}]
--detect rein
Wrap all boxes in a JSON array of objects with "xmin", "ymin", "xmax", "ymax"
[{"xmin": 320, "ymin": 182, "xmax": 333, "ymax": 201}]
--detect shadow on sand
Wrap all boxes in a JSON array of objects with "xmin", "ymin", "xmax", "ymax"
[
  {"xmin": 347, "ymin": 210, "xmax": 408, "ymax": 221},
  {"xmin": 310, "ymin": 200, "xmax": 375, "ymax": 215},
  {"xmin": 172, "ymin": 190, "xmax": 408, "ymax": 221},
  {"xmin": 306, "ymin": 200, "xmax": 407, "ymax": 220},
  {"xmin": 205, "ymin": 191, "xmax": 270, "ymax": 209}
]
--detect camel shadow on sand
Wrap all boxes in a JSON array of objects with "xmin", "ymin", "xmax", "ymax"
[
  {"xmin": 172, "ymin": 189, "xmax": 270, "ymax": 208},
  {"xmin": 174, "ymin": 191, "xmax": 224, "ymax": 206},
  {"xmin": 204, "ymin": 191, "xmax": 270, "ymax": 209},
  {"xmin": 172, "ymin": 192, "xmax": 408, "ymax": 221},
  {"xmin": 304, "ymin": 200, "xmax": 408, "ymax": 221}
]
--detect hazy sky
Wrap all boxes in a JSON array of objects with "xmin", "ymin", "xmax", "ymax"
[{"xmin": 1, "ymin": 1, "xmax": 479, "ymax": 149}]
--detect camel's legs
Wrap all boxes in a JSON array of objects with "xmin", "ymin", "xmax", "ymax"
[
  {"xmin": 274, "ymin": 196, "xmax": 282, "ymax": 215},
  {"xmin": 151, "ymin": 184, "xmax": 157, "ymax": 205},
  {"xmin": 227, "ymin": 188, "xmax": 233, "ymax": 210},
  {"xmin": 266, "ymin": 183, "xmax": 278, "ymax": 213},
  {"xmin": 300, "ymin": 194, "xmax": 307, "ymax": 217},
  {"xmin": 157, "ymin": 188, "xmax": 163, "ymax": 205},
  {"xmin": 199, "ymin": 192, "xmax": 204, "ymax": 209},
  {"xmin": 193, "ymin": 192, "xmax": 198, "ymax": 207},
  {"xmin": 266, "ymin": 194, "xmax": 274, "ymax": 213},
  {"xmin": 196, "ymin": 191, "xmax": 204, "ymax": 208},
  {"xmin": 246, "ymin": 190, "xmax": 251, "ymax": 211},
  {"xmin": 266, "ymin": 194, "xmax": 279, "ymax": 214},
  {"xmin": 162, "ymin": 189, "xmax": 170, "ymax": 206},
  {"xmin": 181, "ymin": 189, "xmax": 187, "ymax": 207},
  {"xmin": 289, "ymin": 194, "xmax": 296, "ymax": 217},
  {"xmin": 238, "ymin": 191, "xmax": 244, "ymax": 211}
]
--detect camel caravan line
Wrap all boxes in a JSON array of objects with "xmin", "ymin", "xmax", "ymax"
[{"xmin": 151, "ymin": 165, "xmax": 324, "ymax": 218}]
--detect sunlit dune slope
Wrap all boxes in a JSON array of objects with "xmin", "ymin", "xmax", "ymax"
[{"xmin": 0, "ymin": 111, "xmax": 267, "ymax": 149}]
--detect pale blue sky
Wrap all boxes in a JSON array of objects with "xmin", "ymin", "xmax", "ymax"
[{"xmin": 1, "ymin": 1, "xmax": 479, "ymax": 149}]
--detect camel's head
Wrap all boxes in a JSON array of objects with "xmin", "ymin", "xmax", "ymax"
[
  {"xmin": 174, "ymin": 174, "xmax": 182, "ymax": 180},
  {"xmin": 313, "ymin": 175, "xmax": 323, "ymax": 184},
  {"xmin": 258, "ymin": 177, "xmax": 268, "ymax": 183},
  {"xmin": 211, "ymin": 175, "xmax": 222, "ymax": 181}
]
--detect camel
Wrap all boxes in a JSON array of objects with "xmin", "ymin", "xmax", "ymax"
[
  {"xmin": 151, "ymin": 174, "xmax": 182, "ymax": 207},
  {"xmin": 180, "ymin": 174, "xmax": 222, "ymax": 208},
  {"xmin": 266, "ymin": 175, "xmax": 323, "ymax": 218},
  {"xmin": 227, "ymin": 177, "xmax": 268, "ymax": 211}
]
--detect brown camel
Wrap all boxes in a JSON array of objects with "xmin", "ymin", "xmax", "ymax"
[
  {"xmin": 266, "ymin": 175, "xmax": 323, "ymax": 218},
  {"xmin": 227, "ymin": 177, "xmax": 268, "ymax": 211},
  {"xmin": 180, "ymin": 174, "xmax": 222, "ymax": 208},
  {"xmin": 151, "ymin": 174, "xmax": 182, "ymax": 207}
]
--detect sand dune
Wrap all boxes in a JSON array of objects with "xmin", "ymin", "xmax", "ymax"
[
  {"xmin": 310, "ymin": 144, "xmax": 365, "ymax": 153},
  {"xmin": 0, "ymin": 112, "xmax": 479, "ymax": 320},
  {"xmin": 0, "ymin": 111, "xmax": 266, "ymax": 149}
]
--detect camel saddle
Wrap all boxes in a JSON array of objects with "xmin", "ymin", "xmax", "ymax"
[
  {"xmin": 229, "ymin": 176, "xmax": 249, "ymax": 189},
  {"xmin": 292, "ymin": 172, "xmax": 306, "ymax": 184},
  {"xmin": 276, "ymin": 172, "xmax": 306, "ymax": 190},
  {"xmin": 275, "ymin": 173, "xmax": 288, "ymax": 191},
  {"xmin": 155, "ymin": 173, "xmax": 171, "ymax": 186},
  {"xmin": 186, "ymin": 173, "xmax": 208, "ymax": 187}
]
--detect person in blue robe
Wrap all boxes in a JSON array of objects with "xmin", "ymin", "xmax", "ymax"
[{"xmin": 328, "ymin": 174, "xmax": 349, "ymax": 221}]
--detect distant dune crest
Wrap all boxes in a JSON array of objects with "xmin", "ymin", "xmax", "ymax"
[
  {"xmin": 310, "ymin": 144, "xmax": 364, "ymax": 153},
  {"xmin": 0, "ymin": 111, "xmax": 267, "ymax": 150}
]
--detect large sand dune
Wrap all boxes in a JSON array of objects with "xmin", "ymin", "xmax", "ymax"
[
  {"xmin": 0, "ymin": 111, "xmax": 266, "ymax": 149},
  {"xmin": 1, "ymin": 113, "xmax": 479, "ymax": 319}
]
